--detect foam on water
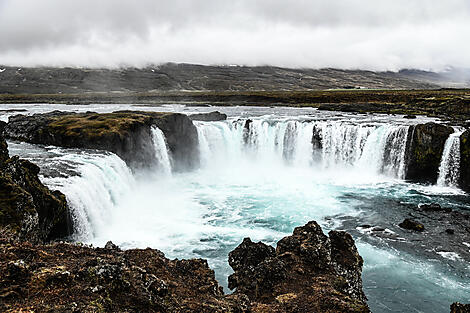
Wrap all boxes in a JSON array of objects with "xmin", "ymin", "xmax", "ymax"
[{"xmin": 6, "ymin": 110, "xmax": 470, "ymax": 313}]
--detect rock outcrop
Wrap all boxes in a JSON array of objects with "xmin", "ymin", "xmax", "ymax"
[
  {"xmin": 1, "ymin": 220, "xmax": 370, "ymax": 312},
  {"xmin": 459, "ymin": 129, "xmax": 470, "ymax": 192},
  {"xmin": 0, "ymin": 235, "xmax": 249, "ymax": 313},
  {"xmin": 5, "ymin": 111, "xmax": 199, "ymax": 171},
  {"xmin": 405, "ymin": 122, "xmax": 453, "ymax": 183},
  {"xmin": 451, "ymin": 303, "xmax": 470, "ymax": 313},
  {"xmin": 228, "ymin": 221, "xmax": 370, "ymax": 312},
  {"xmin": 190, "ymin": 111, "xmax": 227, "ymax": 122},
  {"xmin": 0, "ymin": 125, "xmax": 70, "ymax": 242}
]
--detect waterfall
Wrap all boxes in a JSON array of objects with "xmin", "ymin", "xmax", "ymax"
[
  {"xmin": 437, "ymin": 129, "xmax": 464, "ymax": 187},
  {"xmin": 151, "ymin": 126, "xmax": 173, "ymax": 176},
  {"xmin": 195, "ymin": 119, "xmax": 411, "ymax": 178},
  {"xmin": 41, "ymin": 152, "xmax": 135, "ymax": 240}
]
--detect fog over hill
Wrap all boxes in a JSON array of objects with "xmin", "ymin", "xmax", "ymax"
[{"xmin": 1, "ymin": 64, "xmax": 465, "ymax": 94}]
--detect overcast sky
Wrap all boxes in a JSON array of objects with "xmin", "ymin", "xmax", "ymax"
[{"xmin": 0, "ymin": 0, "xmax": 469, "ymax": 70}]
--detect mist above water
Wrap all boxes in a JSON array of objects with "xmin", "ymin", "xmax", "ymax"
[{"xmin": 6, "ymin": 107, "xmax": 470, "ymax": 313}]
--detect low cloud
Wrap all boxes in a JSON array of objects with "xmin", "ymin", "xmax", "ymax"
[{"xmin": 0, "ymin": 0, "xmax": 469, "ymax": 70}]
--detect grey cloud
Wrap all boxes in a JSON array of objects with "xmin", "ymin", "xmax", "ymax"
[{"xmin": 0, "ymin": 0, "xmax": 469, "ymax": 70}]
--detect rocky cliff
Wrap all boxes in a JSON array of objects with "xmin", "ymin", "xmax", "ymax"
[
  {"xmin": 459, "ymin": 130, "xmax": 470, "ymax": 192},
  {"xmin": 405, "ymin": 122, "xmax": 453, "ymax": 183},
  {"xmin": 5, "ymin": 111, "xmax": 199, "ymax": 171},
  {"xmin": 0, "ymin": 123, "xmax": 70, "ymax": 243},
  {"xmin": 0, "ymin": 220, "xmax": 370, "ymax": 312}
]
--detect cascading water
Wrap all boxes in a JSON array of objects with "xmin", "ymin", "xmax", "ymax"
[
  {"xmin": 7, "ymin": 107, "xmax": 470, "ymax": 313},
  {"xmin": 196, "ymin": 118, "xmax": 411, "ymax": 179},
  {"xmin": 437, "ymin": 128, "xmax": 464, "ymax": 187},
  {"xmin": 39, "ymin": 152, "xmax": 135, "ymax": 240},
  {"xmin": 151, "ymin": 126, "xmax": 173, "ymax": 176}
]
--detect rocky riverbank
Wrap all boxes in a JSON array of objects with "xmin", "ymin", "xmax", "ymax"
[{"xmin": 0, "ymin": 220, "xmax": 370, "ymax": 312}]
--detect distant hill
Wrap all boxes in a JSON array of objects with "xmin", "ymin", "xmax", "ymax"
[{"xmin": 0, "ymin": 63, "xmax": 466, "ymax": 94}]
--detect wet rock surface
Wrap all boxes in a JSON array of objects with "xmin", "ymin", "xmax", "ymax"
[
  {"xmin": 405, "ymin": 122, "xmax": 453, "ymax": 183},
  {"xmin": 5, "ymin": 111, "xmax": 199, "ymax": 171},
  {"xmin": 0, "ymin": 221, "xmax": 371, "ymax": 313},
  {"xmin": 398, "ymin": 218, "xmax": 425, "ymax": 232},
  {"xmin": 460, "ymin": 129, "xmax": 470, "ymax": 192},
  {"xmin": 0, "ymin": 128, "xmax": 70, "ymax": 243}
]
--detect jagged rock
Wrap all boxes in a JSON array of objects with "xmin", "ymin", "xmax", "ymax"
[
  {"xmin": 5, "ymin": 111, "xmax": 199, "ymax": 171},
  {"xmin": 104, "ymin": 241, "xmax": 120, "ymax": 251},
  {"xmin": 0, "ymin": 236, "xmax": 248, "ymax": 313},
  {"xmin": 405, "ymin": 123, "xmax": 453, "ymax": 183},
  {"xmin": 399, "ymin": 219, "xmax": 425, "ymax": 232},
  {"xmin": 459, "ymin": 129, "xmax": 470, "ymax": 192},
  {"xmin": 0, "ymin": 220, "xmax": 370, "ymax": 312},
  {"xmin": 0, "ymin": 131, "xmax": 70, "ymax": 242},
  {"xmin": 189, "ymin": 111, "xmax": 227, "ymax": 122},
  {"xmin": 228, "ymin": 221, "xmax": 370, "ymax": 312},
  {"xmin": 451, "ymin": 303, "xmax": 470, "ymax": 313}
]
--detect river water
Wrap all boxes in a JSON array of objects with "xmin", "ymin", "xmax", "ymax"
[{"xmin": 3, "ymin": 103, "xmax": 470, "ymax": 312}]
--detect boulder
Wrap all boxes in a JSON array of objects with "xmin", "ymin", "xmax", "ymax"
[
  {"xmin": 228, "ymin": 221, "xmax": 370, "ymax": 312},
  {"xmin": 459, "ymin": 129, "xmax": 470, "ymax": 192},
  {"xmin": 405, "ymin": 123, "xmax": 453, "ymax": 183},
  {"xmin": 420, "ymin": 203, "xmax": 452, "ymax": 213},
  {"xmin": 5, "ymin": 111, "xmax": 199, "ymax": 171},
  {"xmin": 399, "ymin": 218, "xmax": 425, "ymax": 232},
  {"xmin": 189, "ymin": 111, "xmax": 227, "ymax": 122},
  {"xmin": 0, "ymin": 131, "xmax": 71, "ymax": 242}
]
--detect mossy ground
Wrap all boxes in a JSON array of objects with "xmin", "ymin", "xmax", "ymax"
[{"xmin": 1, "ymin": 89, "xmax": 469, "ymax": 120}]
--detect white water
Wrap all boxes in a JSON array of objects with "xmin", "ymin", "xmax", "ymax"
[
  {"xmin": 196, "ymin": 118, "xmax": 411, "ymax": 179},
  {"xmin": 437, "ymin": 128, "xmax": 464, "ymax": 187},
  {"xmin": 6, "ymin": 111, "xmax": 470, "ymax": 313},
  {"xmin": 150, "ymin": 126, "xmax": 173, "ymax": 176},
  {"xmin": 40, "ymin": 152, "xmax": 135, "ymax": 241}
]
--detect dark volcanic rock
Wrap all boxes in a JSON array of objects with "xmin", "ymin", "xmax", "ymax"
[
  {"xmin": 5, "ymin": 111, "xmax": 199, "ymax": 171},
  {"xmin": 405, "ymin": 123, "xmax": 453, "ymax": 183},
  {"xmin": 459, "ymin": 129, "xmax": 470, "ymax": 192},
  {"xmin": 0, "ymin": 219, "xmax": 370, "ymax": 312},
  {"xmin": 399, "ymin": 218, "xmax": 425, "ymax": 232},
  {"xmin": 0, "ymin": 130, "xmax": 70, "ymax": 242},
  {"xmin": 229, "ymin": 221, "xmax": 370, "ymax": 312},
  {"xmin": 451, "ymin": 303, "xmax": 470, "ymax": 313},
  {"xmin": 0, "ymin": 234, "xmax": 249, "ymax": 313},
  {"xmin": 189, "ymin": 111, "xmax": 227, "ymax": 122}
]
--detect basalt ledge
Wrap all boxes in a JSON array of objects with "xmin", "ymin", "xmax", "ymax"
[{"xmin": 5, "ymin": 111, "xmax": 200, "ymax": 171}]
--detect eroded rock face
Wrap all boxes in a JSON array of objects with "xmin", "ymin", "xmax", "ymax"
[
  {"xmin": 0, "ymin": 235, "xmax": 249, "ymax": 313},
  {"xmin": 228, "ymin": 221, "xmax": 370, "ymax": 312},
  {"xmin": 5, "ymin": 111, "xmax": 199, "ymax": 171},
  {"xmin": 0, "ymin": 129, "xmax": 70, "ymax": 242},
  {"xmin": 459, "ymin": 129, "xmax": 470, "ymax": 192},
  {"xmin": 405, "ymin": 122, "xmax": 453, "ymax": 183}
]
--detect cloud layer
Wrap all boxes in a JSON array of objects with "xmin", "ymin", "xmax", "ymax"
[{"xmin": 0, "ymin": 0, "xmax": 469, "ymax": 70}]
